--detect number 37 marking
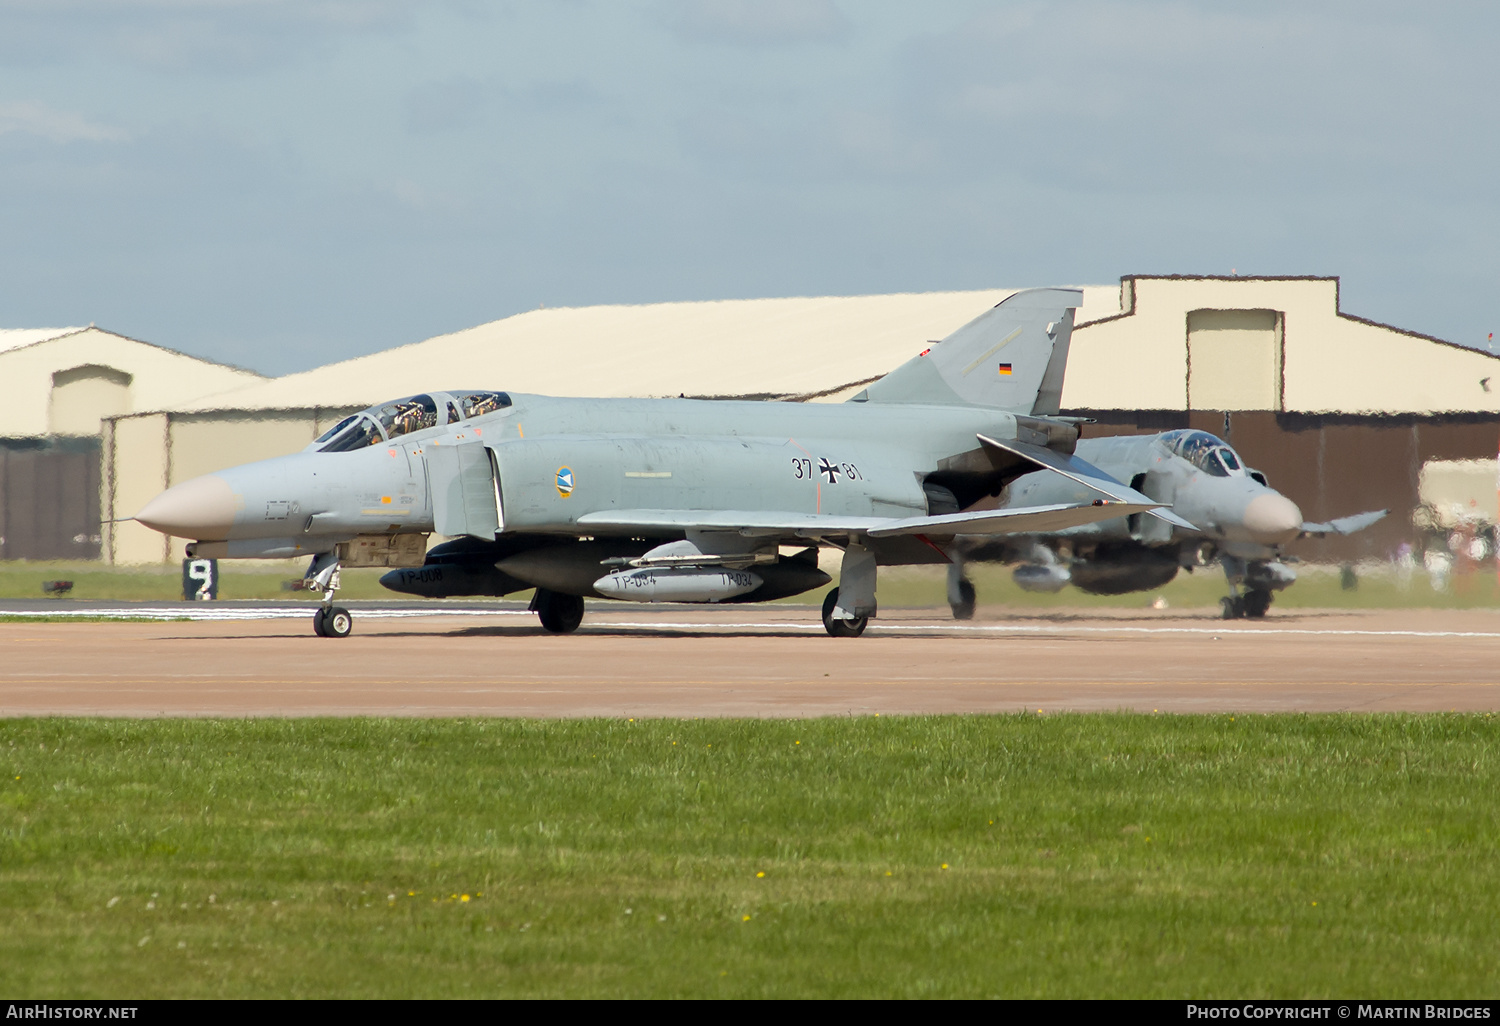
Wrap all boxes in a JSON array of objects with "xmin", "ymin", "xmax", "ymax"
[{"xmin": 791, "ymin": 457, "xmax": 862, "ymax": 481}]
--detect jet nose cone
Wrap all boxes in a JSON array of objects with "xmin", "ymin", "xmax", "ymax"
[
  {"xmin": 134, "ymin": 474, "xmax": 236, "ymax": 540},
  {"xmin": 1243, "ymin": 492, "xmax": 1303, "ymax": 545}
]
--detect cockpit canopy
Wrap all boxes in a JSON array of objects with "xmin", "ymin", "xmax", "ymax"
[
  {"xmin": 1160, "ymin": 429, "xmax": 1246, "ymax": 478},
  {"xmin": 314, "ymin": 391, "xmax": 511, "ymax": 453}
]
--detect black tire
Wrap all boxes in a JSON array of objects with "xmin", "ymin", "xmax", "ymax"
[
  {"xmin": 1220, "ymin": 596, "xmax": 1244, "ymax": 620},
  {"xmin": 322, "ymin": 606, "xmax": 353, "ymax": 638},
  {"xmin": 1242, "ymin": 589, "xmax": 1272, "ymax": 619},
  {"xmin": 950, "ymin": 577, "xmax": 977, "ymax": 621},
  {"xmin": 535, "ymin": 589, "xmax": 585, "ymax": 634},
  {"xmin": 821, "ymin": 587, "xmax": 868, "ymax": 638},
  {"xmin": 312, "ymin": 609, "xmax": 328, "ymax": 637}
]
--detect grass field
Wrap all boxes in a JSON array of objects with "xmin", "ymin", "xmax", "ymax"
[
  {"xmin": 2, "ymin": 715, "xmax": 1497, "ymax": 998},
  {"xmin": 3, "ymin": 558, "xmax": 1499, "ymax": 613}
]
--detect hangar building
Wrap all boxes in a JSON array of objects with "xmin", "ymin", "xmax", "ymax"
[
  {"xmin": 0, "ymin": 327, "xmax": 263, "ymax": 560},
  {"xmin": 1061, "ymin": 276, "xmax": 1500, "ymax": 564},
  {"xmin": 63, "ymin": 275, "xmax": 1500, "ymax": 566}
]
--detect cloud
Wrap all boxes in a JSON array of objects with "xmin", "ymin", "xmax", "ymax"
[
  {"xmin": 0, "ymin": 0, "xmax": 418, "ymax": 73},
  {"xmin": 0, "ymin": 101, "xmax": 127, "ymax": 143},
  {"xmin": 660, "ymin": 0, "xmax": 850, "ymax": 45},
  {"xmin": 404, "ymin": 78, "xmax": 488, "ymax": 135}
]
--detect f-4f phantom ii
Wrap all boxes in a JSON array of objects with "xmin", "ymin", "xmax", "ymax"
[
  {"xmin": 946, "ymin": 428, "xmax": 1387, "ymax": 620},
  {"xmin": 133, "ymin": 288, "xmax": 1196, "ymax": 638}
]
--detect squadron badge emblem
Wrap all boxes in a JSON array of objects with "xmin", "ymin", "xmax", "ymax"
[{"xmin": 555, "ymin": 466, "xmax": 575, "ymax": 498}]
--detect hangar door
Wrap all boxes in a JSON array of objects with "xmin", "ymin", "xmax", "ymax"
[
  {"xmin": 1187, "ymin": 309, "xmax": 1283, "ymax": 411},
  {"xmin": 0, "ymin": 437, "xmax": 102, "ymax": 559}
]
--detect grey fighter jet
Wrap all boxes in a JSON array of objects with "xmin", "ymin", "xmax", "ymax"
[
  {"xmin": 132, "ymin": 288, "xmax": 1192, "ymax": 638},
  {"xmin": 945, "ymin": 428, "xmax": 1387, "ymax": 620}
]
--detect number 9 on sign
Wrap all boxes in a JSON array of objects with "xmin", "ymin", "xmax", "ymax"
[{"xmin": 182, "ymin": 558, "xmax": 218, "ymax": 601}]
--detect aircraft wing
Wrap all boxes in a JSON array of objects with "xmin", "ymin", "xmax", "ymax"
[
  {"xmin": 1301, "ymin": 509, "xmax": 1389, "ymax": 537},
  {"xmin": 977, "ymin": 433, "xmax": 1199, "ymax": 531},
  {"xmin": 863, "ymin": 502, "xmax": 1156, "ymax": 538},
  {"xmin": 576, "ymin": 501, "xmax": 1156, "ymax": 539}
]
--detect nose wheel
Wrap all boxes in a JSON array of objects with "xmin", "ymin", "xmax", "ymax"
[
  {"xmin": 305, "ymin": 553, "xmax": 350, "ymax": 638},
  {"xmin": 313, "ymin": 606, "xmax": 353, "ymax": 638}
]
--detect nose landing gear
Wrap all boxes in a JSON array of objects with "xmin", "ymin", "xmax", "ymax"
[
  {"xmin": 313, "ymin": 605, "xmax": 353, "ymax": 637},
  {"xmin": 305, "ymin": 553, "xmax": 352, "ymax": 638}
]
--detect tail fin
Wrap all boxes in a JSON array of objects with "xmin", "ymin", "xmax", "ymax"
[{"xmin": 854, "ymin": 287, "xmax": 1082, "ymax": 413}]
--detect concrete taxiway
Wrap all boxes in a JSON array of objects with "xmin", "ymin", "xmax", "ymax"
[{"xmin": 2, "ymin": 601, "xmax": 1498, "ymax": 717}]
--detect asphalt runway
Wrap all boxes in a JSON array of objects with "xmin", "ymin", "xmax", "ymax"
[{"xmin": 3, "ymin": 601, "xmax": 1500, "ymax": 717}]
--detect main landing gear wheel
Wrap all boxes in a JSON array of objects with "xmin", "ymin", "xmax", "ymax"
[
  {"xmin": 1242, "ymin": 589, "xmax": 1272, "ymax": 619},
  {"xmin": 314, "ymin": 606, "xmax": 353, "ymax": 638},
  {"xmin": 822, "ymin": 587, "xmax": 868, "ymax": 638},
  {"xmin": 1221, "ymin": 590, "xmax": 1272, "ymax": 620},
  {"xmin": 533, "ymin": 589, "xmax": 585, "ymax": 634},
  {"xmin": 950, "ymin": 577, "xmax": 977, "ymax": 621}
]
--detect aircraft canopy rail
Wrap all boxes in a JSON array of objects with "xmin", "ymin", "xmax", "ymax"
[{"xmin": 1160, "ymin": 429, "xmax": 1246, "ymax": 479}]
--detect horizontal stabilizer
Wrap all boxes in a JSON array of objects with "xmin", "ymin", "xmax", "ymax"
[
  {"xmin": 1301, "ymin": 509, "xmax": 1389, "ymax": 537},
  {"xmin": 978, "ymin": 434, "xmax": 1199, "ymax": 532},
  {"xmin": 577, "ymin": 501, "xmax": 1158, "ymax": 540}
]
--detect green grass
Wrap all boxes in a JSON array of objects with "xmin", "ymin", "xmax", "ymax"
[
  {"xmin": 4, "ymin": 558, "xmax": 1497, "ymax": 611},
  {"xmin": 872, "ymin": 561, "xmax": 1500, "ymax": 612},
  {"xmin": 2, "ymin": 716, "xmax": 1498, "ymax": 998},
  {"xmin": 0, "ymin": 562, "xmax": 407, "ymax": 603}
]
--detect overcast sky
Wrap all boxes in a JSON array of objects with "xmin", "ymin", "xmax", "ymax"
[{"xmin": 1, "ymin": 1, "xmax": 1496, "ymax": 375}]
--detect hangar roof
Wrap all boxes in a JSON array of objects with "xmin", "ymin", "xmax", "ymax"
[
  {"xmin": 0, "ymin": 327, "xmax": 89, "ymax": 354},
  {"xmin": 129, "ymin": 275, "xmax": 1500, "ymax": 419},
  {"xmin": 175, "ymin": 287, "xmax": 1123, "ymax": 412},
  {"xmin": 0, "ymin": 326, "xmax": 266, "ymax": 437}
]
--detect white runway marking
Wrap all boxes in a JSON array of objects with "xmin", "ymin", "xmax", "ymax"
[
  {"xmin": 6, "ymin": 607, "xmax": 1499, "ymax": 641},
  {"xmin": 593, "ymin": 622, "xmax": 1500, "ymax": 640},
  {"xmin": 1, "ymin": 607, "xmax": 531, "ymax": 621}
]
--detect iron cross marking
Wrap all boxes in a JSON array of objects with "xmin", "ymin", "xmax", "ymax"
[{"xmin": 818, "ymin": 457, "xmax": 841, "ymax": 484}]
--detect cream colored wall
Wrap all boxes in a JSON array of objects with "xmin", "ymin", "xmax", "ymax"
[
  {"xmin": 49, "ymin": 365, "xmax": 133, "ymax": 435},
  {"xmin": 0, "ymin": 329, "xmax": 263, "ymax": 438},
  {"xmin": 1064, "ymin": 278, "xmax": 1500, "ymax": 414},
  {"xmin": 106, "ymin": 412, "xmax": 171, "ymax": 564},
  {"xmin": 168, "ymin": 413, "xmax": 321, "ymax": 484},
  {"xmin": 1285, "ymin": 313, "xmax": 1500, "ymax": 414},
  {"xmin": 1063, "ymin": 281, "xmax": 1191, "ymax": 409}
]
